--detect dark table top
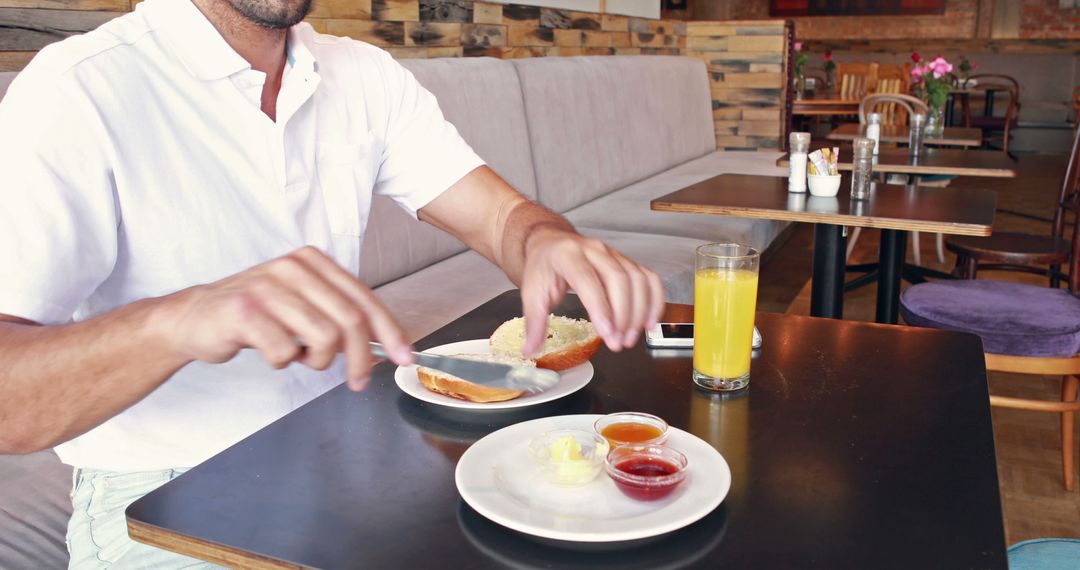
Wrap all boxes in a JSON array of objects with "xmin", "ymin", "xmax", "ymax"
[
  {"xmin": 127, "ymin": 292, "xmax": 1006, "ymax": 569},
  {"xmin": 777, "ymin": 147, "xmax": 1018, "ymax": 178},
  {"xmin": 651, "ymin": 174, "xmax": 996, "ymax": 236},
  {"xmin": 827, "ymin": 123, "xmax": 983, "ymax": 147}
]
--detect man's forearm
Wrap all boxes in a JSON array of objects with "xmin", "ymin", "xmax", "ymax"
[
  {"xmin": 496, "ymin": 200, "xmax": 576, "ymax": 285},
  {"xmin": 0, "ymin": 297, "xmax": 188, "ymax": 454}
]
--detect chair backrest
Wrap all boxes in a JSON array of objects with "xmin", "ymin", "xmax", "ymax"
[
  {"xmin": 1066, "ymin": 182, "xmax": 1079, "ymax": 295},
  {"xmin": 966, "ymin": 73, "xmax": 1021, "ymax": 120},
  {"xmin": 874, "ymin": 64, "xmax": 911, "ymax": 95},
  {"xmin": 1053, "ymin": 125, "xmax": 1080, "ymax": 294},
  {"xmin": 859, "ymin": 93, "xmax": 927, "ymax": 127},
  {"xmin": 836, "ymin": 62, "xmax": 878, "ymax": 101},
  {"xmin": 801, "ymin": 66, "xmax": 828, "ymax": 93},
  {"xmin": 1072, "ymin": 86, "xmax": 1080, "ymax": 126}
]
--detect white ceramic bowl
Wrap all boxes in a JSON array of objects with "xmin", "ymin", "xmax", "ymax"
[{"xmin": 808, "ymin": 174, "xmax": 841, "ymax": 197}]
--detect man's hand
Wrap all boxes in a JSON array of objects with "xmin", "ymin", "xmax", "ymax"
[
  {"xmin": 519, "ymin": 226, "xmax": 665, "ymax": 357},
  {"xmin": 418, "ymin": 167, "xmax": 666, "ymax": 357},
  {"xmin": 157, "ymin": 246, "xmax": 414, "ymax": 390}
]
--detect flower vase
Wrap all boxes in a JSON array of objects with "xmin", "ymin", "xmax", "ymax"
[
  {"xmin": 925, "ymin": 104, "xmax": 945, "ymax": 136},
  {"xmin": 795, "ymin": 74, "xmax": 806, "ymax": 100}
]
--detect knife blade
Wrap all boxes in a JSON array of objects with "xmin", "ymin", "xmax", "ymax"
[{"xmin": 370, "ymin": 342, "xmax": 560, "ymax": 394}]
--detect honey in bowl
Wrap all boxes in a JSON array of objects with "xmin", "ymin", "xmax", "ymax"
[
  {"xmin": 593, "ymin": 412, "xmax": 669, "ymax": 448},
  {"xmin": 601, "ymin": 422, "xmax": 664, "ymax": 447}
]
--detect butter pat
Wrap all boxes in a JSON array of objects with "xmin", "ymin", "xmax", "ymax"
[
  {"xmin": 529, "ymin": 429, "xmax": 609, "ymax": 486},
  {"xmin": 549, "ymin": 435, "xmax": 584, "ymax": 462}
]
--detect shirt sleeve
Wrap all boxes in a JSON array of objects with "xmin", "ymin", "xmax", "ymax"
[
  {"xmin": 371, "ymin": 52, "xmax": 485, "ymax": 218},
  {"xmin": 0, "ymin": 66, "xmax": 119, "ymax": 324}
]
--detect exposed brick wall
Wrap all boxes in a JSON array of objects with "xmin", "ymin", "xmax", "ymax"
[
  {"xmin": 1021, "ymin": 0, "xmax": 1080, "ymax": 39},
  {"xmin": 728, "ymin": 0, "xmax": 980, "ymax": 40},
  {"xmin": 722, "ymin": 0, "xmax": 1079, "ymax": 41}
]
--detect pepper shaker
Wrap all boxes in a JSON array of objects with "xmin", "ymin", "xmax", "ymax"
[
  {"xmin": 909, "ymin": 112, "xmax": 926, "ymax": 156},
  {"xmin": 850, "ymin": 137, "xmax": 875, "ymax": 201}
]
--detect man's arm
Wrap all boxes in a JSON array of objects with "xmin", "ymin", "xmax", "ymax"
[
  {"xmin": 419, "ymin": 166, "xmax": 665, "ymax": 356},
  {"xmin": 0, "ymin": 248, "xmax": 414, "ymax": 455}
]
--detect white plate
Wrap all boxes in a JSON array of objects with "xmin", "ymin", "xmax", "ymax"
[
  {"xmin": 455, "ymin": 414, "xmax": 731, "ymax": 542},
  {"xmin": 394, "ymin": 339, "xmax": 593, "ymax": 410}
]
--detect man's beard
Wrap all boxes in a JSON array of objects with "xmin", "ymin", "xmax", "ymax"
[{"xmin": 227, "ymin": 0, "xmax": 313, "ymax": 29}]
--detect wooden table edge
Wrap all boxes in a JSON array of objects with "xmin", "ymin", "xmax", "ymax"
[
  {"xmin": 823, "ymin": 133, "xmax": 981, "ymax": 147},
  {"xmin": 774, "ymin": 157, "xmax": 1017, "ymax": 178},
  {"xmin": 650, "ymin": 201, "xmax": 993, "ymax": 236},
  {"xmin": 128, "ymin": 517, "xmax": 306, "ymax": 570}
]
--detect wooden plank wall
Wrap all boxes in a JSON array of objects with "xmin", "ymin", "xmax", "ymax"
[
  {"xmin": 0, "ymin": 0, "xmax": 789, "ymax": 150},
  {"xmin": 687, "ymin": 20, "xmax": 787, "ymax": 149}
]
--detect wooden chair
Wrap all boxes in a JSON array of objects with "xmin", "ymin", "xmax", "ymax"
[
  {"xmin": 1073, "ymin": 86, "xmax": 1080, "ymax": 127},
  {"xmin": 801, "ymin": 66, "xmax": 829, "ymax": 94},
  {"xmin": 947, "ymin": 124, "xmax": 1079, "ymax": 287},
  {"xmin": 870, "ymin": 64, "xmax": 913, "ymax": 125},
  {"xmin": 858, "ymin": 93, "xmax": 926, "ymax": 127},
  {"xmin": 849, "ymin": 94, "xmax": 947, "ymax": 265},
  {"xmin": 900, "ymin": 176, "xmax": 1080, "ymax": 491},
  {"xmin": 836, "ymin": 62, "xmax": 878, "ymax": 101},
  {"xmin": 963, "ymin": 73, "xmax": 1021, "ymax": 155}
]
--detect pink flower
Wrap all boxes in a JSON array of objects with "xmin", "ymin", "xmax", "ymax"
[
  {"xmin": 823, "ymin": 50, "xmax": 832, "ymax": 62},
  {"xmin": 920, "ymin": 57, "xmax": 952, "ymax": 81},
  {"xmin": 794, "ymin": 41, "xmax": 803, "ymax": 51},
  {"xmin": 911, "ymin": 53, "xmax": 921, "ymax": 63},
  {"xmin": 972, "ymin": 62, "xmax": 978, "ymax": 70},
  {"xmin": 911, "ymin": 66, "xmax": 925, "ymax": 79}
]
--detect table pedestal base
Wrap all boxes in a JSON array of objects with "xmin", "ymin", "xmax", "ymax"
[{"xmin": 810, "ymin": 224, "xmax": 846, "ymax": 320}]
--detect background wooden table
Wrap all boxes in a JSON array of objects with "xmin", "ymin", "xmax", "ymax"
[
  {"xmin": 826, "ymin": 123, "xmax": 983, "ymax": 147},
  {"xmin": 777, "ymin": 147, "xmax": 1018, "ymax": 178},
  {"xmin": 651, "ymin": 174, "xmax": 996, "ymax": 323},
  {"xmin": 792, "ymin": 90, "xmax": 859, "ymax": 117},
  {"xmin": 127, "ymin": 292, "xmax": 1006, "ymax": 569}
]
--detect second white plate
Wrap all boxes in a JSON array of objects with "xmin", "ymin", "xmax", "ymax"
[
  {"xmin": 394, "ymin": 339, "xmax": 593, "ymax": 410},
  {"xmin": 455, "ymin": 414, "xmax": 731, "ymax": 542}
]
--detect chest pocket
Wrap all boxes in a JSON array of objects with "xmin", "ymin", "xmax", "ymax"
[{"xmin": 316, "ymin": 136, "xmax": 378, "ymax": 237}]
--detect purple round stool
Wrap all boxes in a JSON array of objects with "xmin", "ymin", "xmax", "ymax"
[{"xmin": 900, "ymin": 280, "xmax": 1080, "ymax": 358}]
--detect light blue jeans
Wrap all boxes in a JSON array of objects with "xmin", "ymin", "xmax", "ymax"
[{"xmin": 67, "ymin": 468, "xmax": 222, "ymax": 569}]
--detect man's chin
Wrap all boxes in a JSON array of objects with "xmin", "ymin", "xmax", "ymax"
[{"xmin": 232, "ymin": 0, "xmax": 313, "ymax": 29}]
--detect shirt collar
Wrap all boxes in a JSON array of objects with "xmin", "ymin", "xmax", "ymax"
[
  {"xmin": 144, "ymin": 0, "xmax": 318, "ymax": 81},
  {"xmin": 286, "ymin": 25, "xmax": 319, "ymax": 77}
]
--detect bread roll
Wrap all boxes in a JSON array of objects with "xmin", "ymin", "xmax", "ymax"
[
  {"xmin": 490, "ymin": 315, "xmax": 601, "ymax": 371},
  {"xmin": 417, "ymin": 353, "xmax": 536, "ymax": 403}
]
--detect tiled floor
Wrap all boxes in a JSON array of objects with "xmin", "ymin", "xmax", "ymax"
[{"xmin": 762, "ymin": 152, "xmax": 1079, "ymax": 545}]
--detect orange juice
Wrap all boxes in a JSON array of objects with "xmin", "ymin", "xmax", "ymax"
[{"xmin": 693, "ymin": 268, "xmax": 758, "ymax": 379}]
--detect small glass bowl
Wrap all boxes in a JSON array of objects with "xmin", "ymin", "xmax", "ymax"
[
  {"xmin": 528, "ymin": 429, "xmax": 610, "ymax": 486},
  {"xmin": 605, "ymin": 444, "xmax": 689, "ymax": 501},
  {"xmin": 593, "ymin": 412, "xmax": 669, "ymax": 448}
]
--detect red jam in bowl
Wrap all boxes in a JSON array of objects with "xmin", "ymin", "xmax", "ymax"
[{"xmin": 605, "ymin": 445, "xmax": 688, "ymax": 501}]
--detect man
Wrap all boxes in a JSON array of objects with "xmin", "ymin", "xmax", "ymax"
[{"xmin": 0, "ymin": 0, "xmax": 664, "ymax": 566}]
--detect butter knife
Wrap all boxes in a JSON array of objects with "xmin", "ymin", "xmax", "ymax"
[{"xmin": 370, "ymin": 342, "xmax": 560, "ymax": 394}]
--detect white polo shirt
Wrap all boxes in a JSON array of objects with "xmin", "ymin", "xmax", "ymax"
[{"xmin": 0, "ymin": 0, "xmax": 484, "ymax": 471}]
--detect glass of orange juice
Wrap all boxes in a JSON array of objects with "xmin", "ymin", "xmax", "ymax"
[{"xmin": 693, "ymin": 243, "xmax": 760, "ymax": 391}]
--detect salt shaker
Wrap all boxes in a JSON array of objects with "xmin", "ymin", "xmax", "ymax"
[
  {"xmin": 909, "ymin": 112, "xmax": 926, "ymax": 156},
  {"xmin": 788, "ymin": 132, "xmax": 811, "ymax": 193},
  {"xmin": 865, "ymin": 112, "xmax": 882, "ymax": 156},
  {"xmin": 850, "ymin": 137, "xmax": 875, "ymax": 201}
]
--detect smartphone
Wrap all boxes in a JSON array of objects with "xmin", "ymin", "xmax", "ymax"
[{"xmin": 645, "ymin": 323, "xmax": 763, "ymax": 349}]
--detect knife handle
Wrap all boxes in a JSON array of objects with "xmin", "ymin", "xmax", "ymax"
[{"xmin": 369, "ymin": 341, "xmax": 392, "ymax": 360}]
